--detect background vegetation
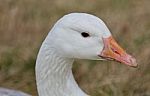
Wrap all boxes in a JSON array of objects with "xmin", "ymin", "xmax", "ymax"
[{"xmin": 0, "ymin": 0, "xmax": 150, "ymax": 96}]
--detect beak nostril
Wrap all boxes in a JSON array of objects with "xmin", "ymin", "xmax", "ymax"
[{"xmin": 111, "ymin": 47, "xmax": 120, "ymax": 56}]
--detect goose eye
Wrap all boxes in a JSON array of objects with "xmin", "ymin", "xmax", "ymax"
[{"xmin": 81, "ymin": 32, "xmax": 90, "ymax": 38}]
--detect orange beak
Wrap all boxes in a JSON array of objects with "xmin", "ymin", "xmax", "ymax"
[{"xmin": 99, "ymin": 36, "xmax": 138, "ymax": 67}]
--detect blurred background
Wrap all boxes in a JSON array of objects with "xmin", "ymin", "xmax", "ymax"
[{"xmin": 0, "ymin": 0, "xmax": 150, "ymax": 96}]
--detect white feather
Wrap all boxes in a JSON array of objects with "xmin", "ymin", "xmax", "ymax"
[{"xmin": 36, "ymin": 13, "xmax": 111, "ymax": 96}]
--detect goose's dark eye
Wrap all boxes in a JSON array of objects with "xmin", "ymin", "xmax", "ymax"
[{"xmin": 81, "ymin": 32, "xmax": 90, "ymax": 38}]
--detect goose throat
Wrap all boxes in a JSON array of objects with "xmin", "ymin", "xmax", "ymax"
[{"xmin": 36, "ymin": 44, "xmax": 87, "ymax": 96}]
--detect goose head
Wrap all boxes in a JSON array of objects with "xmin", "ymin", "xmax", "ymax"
[{"xmin": 48, "ymin": 13, "xmax": 137, "ymax": 67}]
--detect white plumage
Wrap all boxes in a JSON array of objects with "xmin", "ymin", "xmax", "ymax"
[
  {"xmin": 0, "ymin": 87, "xmax": 31, "ymax": 96},
  {"xmin": 0, "ymin": 13, "xmax": 137, "ymax": 96},
  {"xmin": 36, "ymin": 13, "xmax": 137, "ymax": 96}
]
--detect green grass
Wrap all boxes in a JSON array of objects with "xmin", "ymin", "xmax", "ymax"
[{"xmin": 0, "ymin": 0, "xmax": 150, "ymax": 96}]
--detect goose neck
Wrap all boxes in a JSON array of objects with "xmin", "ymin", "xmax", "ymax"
[{"xmin": 36, "ymin": 44, "xmax": 87, "ymax": 96}]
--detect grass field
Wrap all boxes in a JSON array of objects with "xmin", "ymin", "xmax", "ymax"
[{"xmin": 0, "ymin": 0, "xmax": 150, "ymax": 96}]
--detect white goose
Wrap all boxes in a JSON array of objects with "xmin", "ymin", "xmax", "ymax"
[{"xmin": 0, "ymin": 13, "xmax": 137, "ymax": 96}]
